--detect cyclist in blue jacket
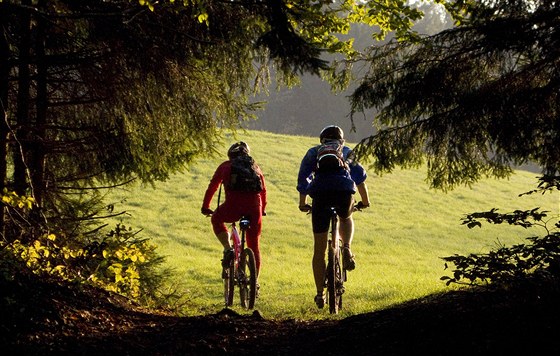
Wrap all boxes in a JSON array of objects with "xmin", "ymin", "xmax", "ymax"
[{"xmin": 297, "ymin": 125, "xmax": 370, "ymax": 309}]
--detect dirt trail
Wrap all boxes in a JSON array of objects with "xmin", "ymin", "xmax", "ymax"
[{"xmin": 3, "ymin": 275, "xmax": 560, "ymax": 355}]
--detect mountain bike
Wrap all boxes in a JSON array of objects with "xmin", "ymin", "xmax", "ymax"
[
  {"xmin": 325, "ymin": 203, "xmax": 364, "ymax": 314},
  {"xmin": 222, "ymin": 216, "xmax": 257, "ymax": 309}
]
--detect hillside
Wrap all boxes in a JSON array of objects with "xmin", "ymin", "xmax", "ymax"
[
  {"xmin": 110, "ymin": 130, "xmax": 559, "ymax": 319},
  {"xmin": 3, "ymin": 129, "xmax": 560, "ymax": 354}
]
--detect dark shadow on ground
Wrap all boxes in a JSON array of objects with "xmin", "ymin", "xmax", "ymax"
[{"xmin": 2, "ymin": 271, "xmax": 559, "ymax": 355}]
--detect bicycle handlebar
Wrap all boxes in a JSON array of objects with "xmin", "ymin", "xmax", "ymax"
[
  {"xmin": 298, "ymin": 202, "xmax": 368, "ymax": 214},
  {"xmin": 299, "ymin": 204, "xmax": 312, "ymax": 213},
  {"xmin": 353, "ymin": 201, "xmax": 368, "ymax": 211}
]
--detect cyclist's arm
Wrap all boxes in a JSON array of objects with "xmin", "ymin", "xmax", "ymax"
[
  {"xmin": 298, "ymin": 193, "xmax": 312, "ymax": 212},
  {"xmin": 202, "ymin": 162, "xmax": 228, "ymax": 210},
  {"xmin": 299, "ymin": 193, "xmax": 308, "ymax": 207},
  {"xmin": 356, "ymin": 182, "xmax": 370, "ymax": 208},
  {"xmin": 343, "ymin": 146, "xmax": 368, "ymax": 186},
  {"xmin": 259, "ymin": 169, "xmax": 267, "ymax": 214},
  {"xmin": 296, "ymin": 148, "xmax": 317, "ymax": 193},
  {"xmin": 297, "ymin": 149, "xmax": 316, "ymax": 212}
]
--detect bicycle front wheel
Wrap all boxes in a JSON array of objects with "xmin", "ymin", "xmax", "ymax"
[
  {"xmin": 239, "ymin": 248, "xmax": 257, "ymax": 309},
  {"xmin": 223, "ymin": 260, "xmax": 235, "ymax": 307}
]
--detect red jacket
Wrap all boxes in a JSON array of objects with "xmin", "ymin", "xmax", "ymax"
[{"xmin": 202, "ymin": 160, "xmax": 267, "ymax": 213}]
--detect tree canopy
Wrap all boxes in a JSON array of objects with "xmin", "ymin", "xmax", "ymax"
[
  {"xmin": 350, "ymin": 0, "xmax": 560, "ymax": 190},
  {"xmin": 1, "ymin": 0, "xmax": 464, "ymax": 303},
  {"xmin": 0, "ymin": 0, "xmax": 446, "ymax": 235}
]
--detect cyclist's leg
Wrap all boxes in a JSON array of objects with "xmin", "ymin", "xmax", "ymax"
[
  {"xmin": 312, "ymin": 231, "xmax": 328, "ymax": 290},
  {"xmin": 245, "ymin": 212, "xmax": 262, "ymax": 276},
  {"xmin": 244, "ymin": 227, "xmax": 261, "ymax": 301},
  {"xmin": 311, "ymin": 196, "xmax": 331, "ymax": 302},
  {"xmin": 336, "ymin": 193, "xmax": 354, "ymax": 243},
  {"xmin": 211, "ymin": 205, "xmax": 232, "ymax": 247},
  {"xmin": 340, "ymin": 216, "xmax": 356, "ymax": 270},
  {"xmin": 336, "ymin": 193, "xmax": 356, "ymax": 270},
  {"xmin": 339, "ymin": 215, "xmax": 354, "ymax": 247},
  {"xmin": 213, "ymin": 206, "xmax": 235, "ymax": 305},
  {"xmin": 211, "ymin": 205, "xmax": 236, "ymax": 266},
  {"xmin": 233, "ymin": 194, "xmax": 263, "ymax": 275}
]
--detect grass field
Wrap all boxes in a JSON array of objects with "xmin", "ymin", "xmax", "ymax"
[{"xmin": 109, "ymin": 130, "xmax": 560, "ymax": 320}]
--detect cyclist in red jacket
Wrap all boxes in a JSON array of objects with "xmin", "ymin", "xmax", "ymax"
[{"xmin": 201, "ymin": 142, "xmax": 267, "ymax": 279}]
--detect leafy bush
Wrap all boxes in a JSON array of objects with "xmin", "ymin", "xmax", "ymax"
[
  {"xmin": 4, "ymin": 224, "xmax": 162, "ymax": 300},
  {"xmin": 442, "ymin": 176, "xmax": 560, "ymax": 288},
  {"xmin": 1, "ymin": 189, "xmax": 34, "ymax": 210},
  {"xmin": 1, "ymin": 190, "xmax": 166, "ymax": 304}
]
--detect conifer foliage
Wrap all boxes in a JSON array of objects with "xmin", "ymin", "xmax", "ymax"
[
  {"xmin": 0, "ymin": 0, "xmax": 434, "ymax": 294},
  {"xmin": 351, "ymin": 0, "xmax": 560, "ymax": 190},
  {"xmin": 0, "ymin": 0, "xmax": 433, "ymax": 235}
]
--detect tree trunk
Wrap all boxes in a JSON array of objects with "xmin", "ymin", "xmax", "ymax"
[
  {"xmin": 13, "ymin": 2, "xmax": 32, "ymax": 197},
  {"xmin": 30, "ymin": 0, "xmax": 47, "ymax": 223},
  {"xmin": 0, "ymin": 5, "xmax": 10, "ymax": 235}
]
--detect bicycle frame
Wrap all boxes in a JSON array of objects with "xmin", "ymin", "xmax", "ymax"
[
  {"xmin": 223, "ymin": 216, "xmax": 257, "ymax": 309},
  {"xmin": 231, "ymin": 221, "xmax": 244, "ymax": 269}
]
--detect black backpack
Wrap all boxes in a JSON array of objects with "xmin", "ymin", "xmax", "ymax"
[
  {"xmin": 228, "ymin": 155, "xmax": 263, "ymax": 192},
  {"xmin": 316, "ymin": 139, "xmax": 349, "ymax": 172}
]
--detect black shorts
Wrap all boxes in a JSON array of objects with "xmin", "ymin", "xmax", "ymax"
[{"xmin": 311, "ymin": 192, "xmax": 354, "ymax": 233}]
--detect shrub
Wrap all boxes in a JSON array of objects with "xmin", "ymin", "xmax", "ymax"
[
  {"xmin": 1, "ymin": 190, "xmax": 166, "ymax": 304},
  {"xmin": 441, "ymin": 176, "xmax": 560, "ymax": 288},
  {"xmin": 4, "ymin": 224, "xmax": 162, "ymax": 300}
]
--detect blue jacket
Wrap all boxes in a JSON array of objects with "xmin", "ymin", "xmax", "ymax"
[{"xmin": 297, "ymin": 145, "xmax": 367, "ymax": 198}]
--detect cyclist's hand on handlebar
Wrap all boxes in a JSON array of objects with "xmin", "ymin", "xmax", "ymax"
[
  {"xmin": 299, "ymin": 204, "xmax": 312, "ymax": 213},
  {"xmin": 354, "ymin": 201, "xmax": 370, "ymax": 211},
  {"xmin": 201, "ymin": 207, "xmax": 214, "ymax": 216}
]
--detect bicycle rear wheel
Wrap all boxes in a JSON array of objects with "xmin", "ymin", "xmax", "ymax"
[
  {"xmin": 327, "ymin": 244, "xmax": 340, "ymax": 314},
  {"xmin": 223, "ymin": 260, "xmax": 235, "ymax": 307},
  {"xmin": 239, "ymin": 248, "xmax": 257, "ymax": 309}
]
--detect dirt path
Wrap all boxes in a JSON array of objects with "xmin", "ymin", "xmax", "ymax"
[{"xmin": 3, "ymin": 275, "xmax": 560, "ymax": 355}]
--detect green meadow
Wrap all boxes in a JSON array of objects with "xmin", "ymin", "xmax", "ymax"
[{"xmin": 109, "ymin": 130, "xmax": 560, "ymax": 320}]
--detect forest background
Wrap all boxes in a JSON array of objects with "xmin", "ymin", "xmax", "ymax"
[{"xmin": 1, "ymin": 0, "xmax": 559, "ymax": 340}]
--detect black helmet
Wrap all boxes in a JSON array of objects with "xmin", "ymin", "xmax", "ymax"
[
  {"xmin": 227, "ymin": 141, "xmax": 250, "ymax": 159},
  {"xmin": 320, "ymin": 125, "xmax": 344, "ymax": 143}
]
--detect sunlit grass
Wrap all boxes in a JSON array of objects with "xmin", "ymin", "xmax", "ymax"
[{"xmin": 109, "ymin": 130, "xmax": 560, "ymax": 320}]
